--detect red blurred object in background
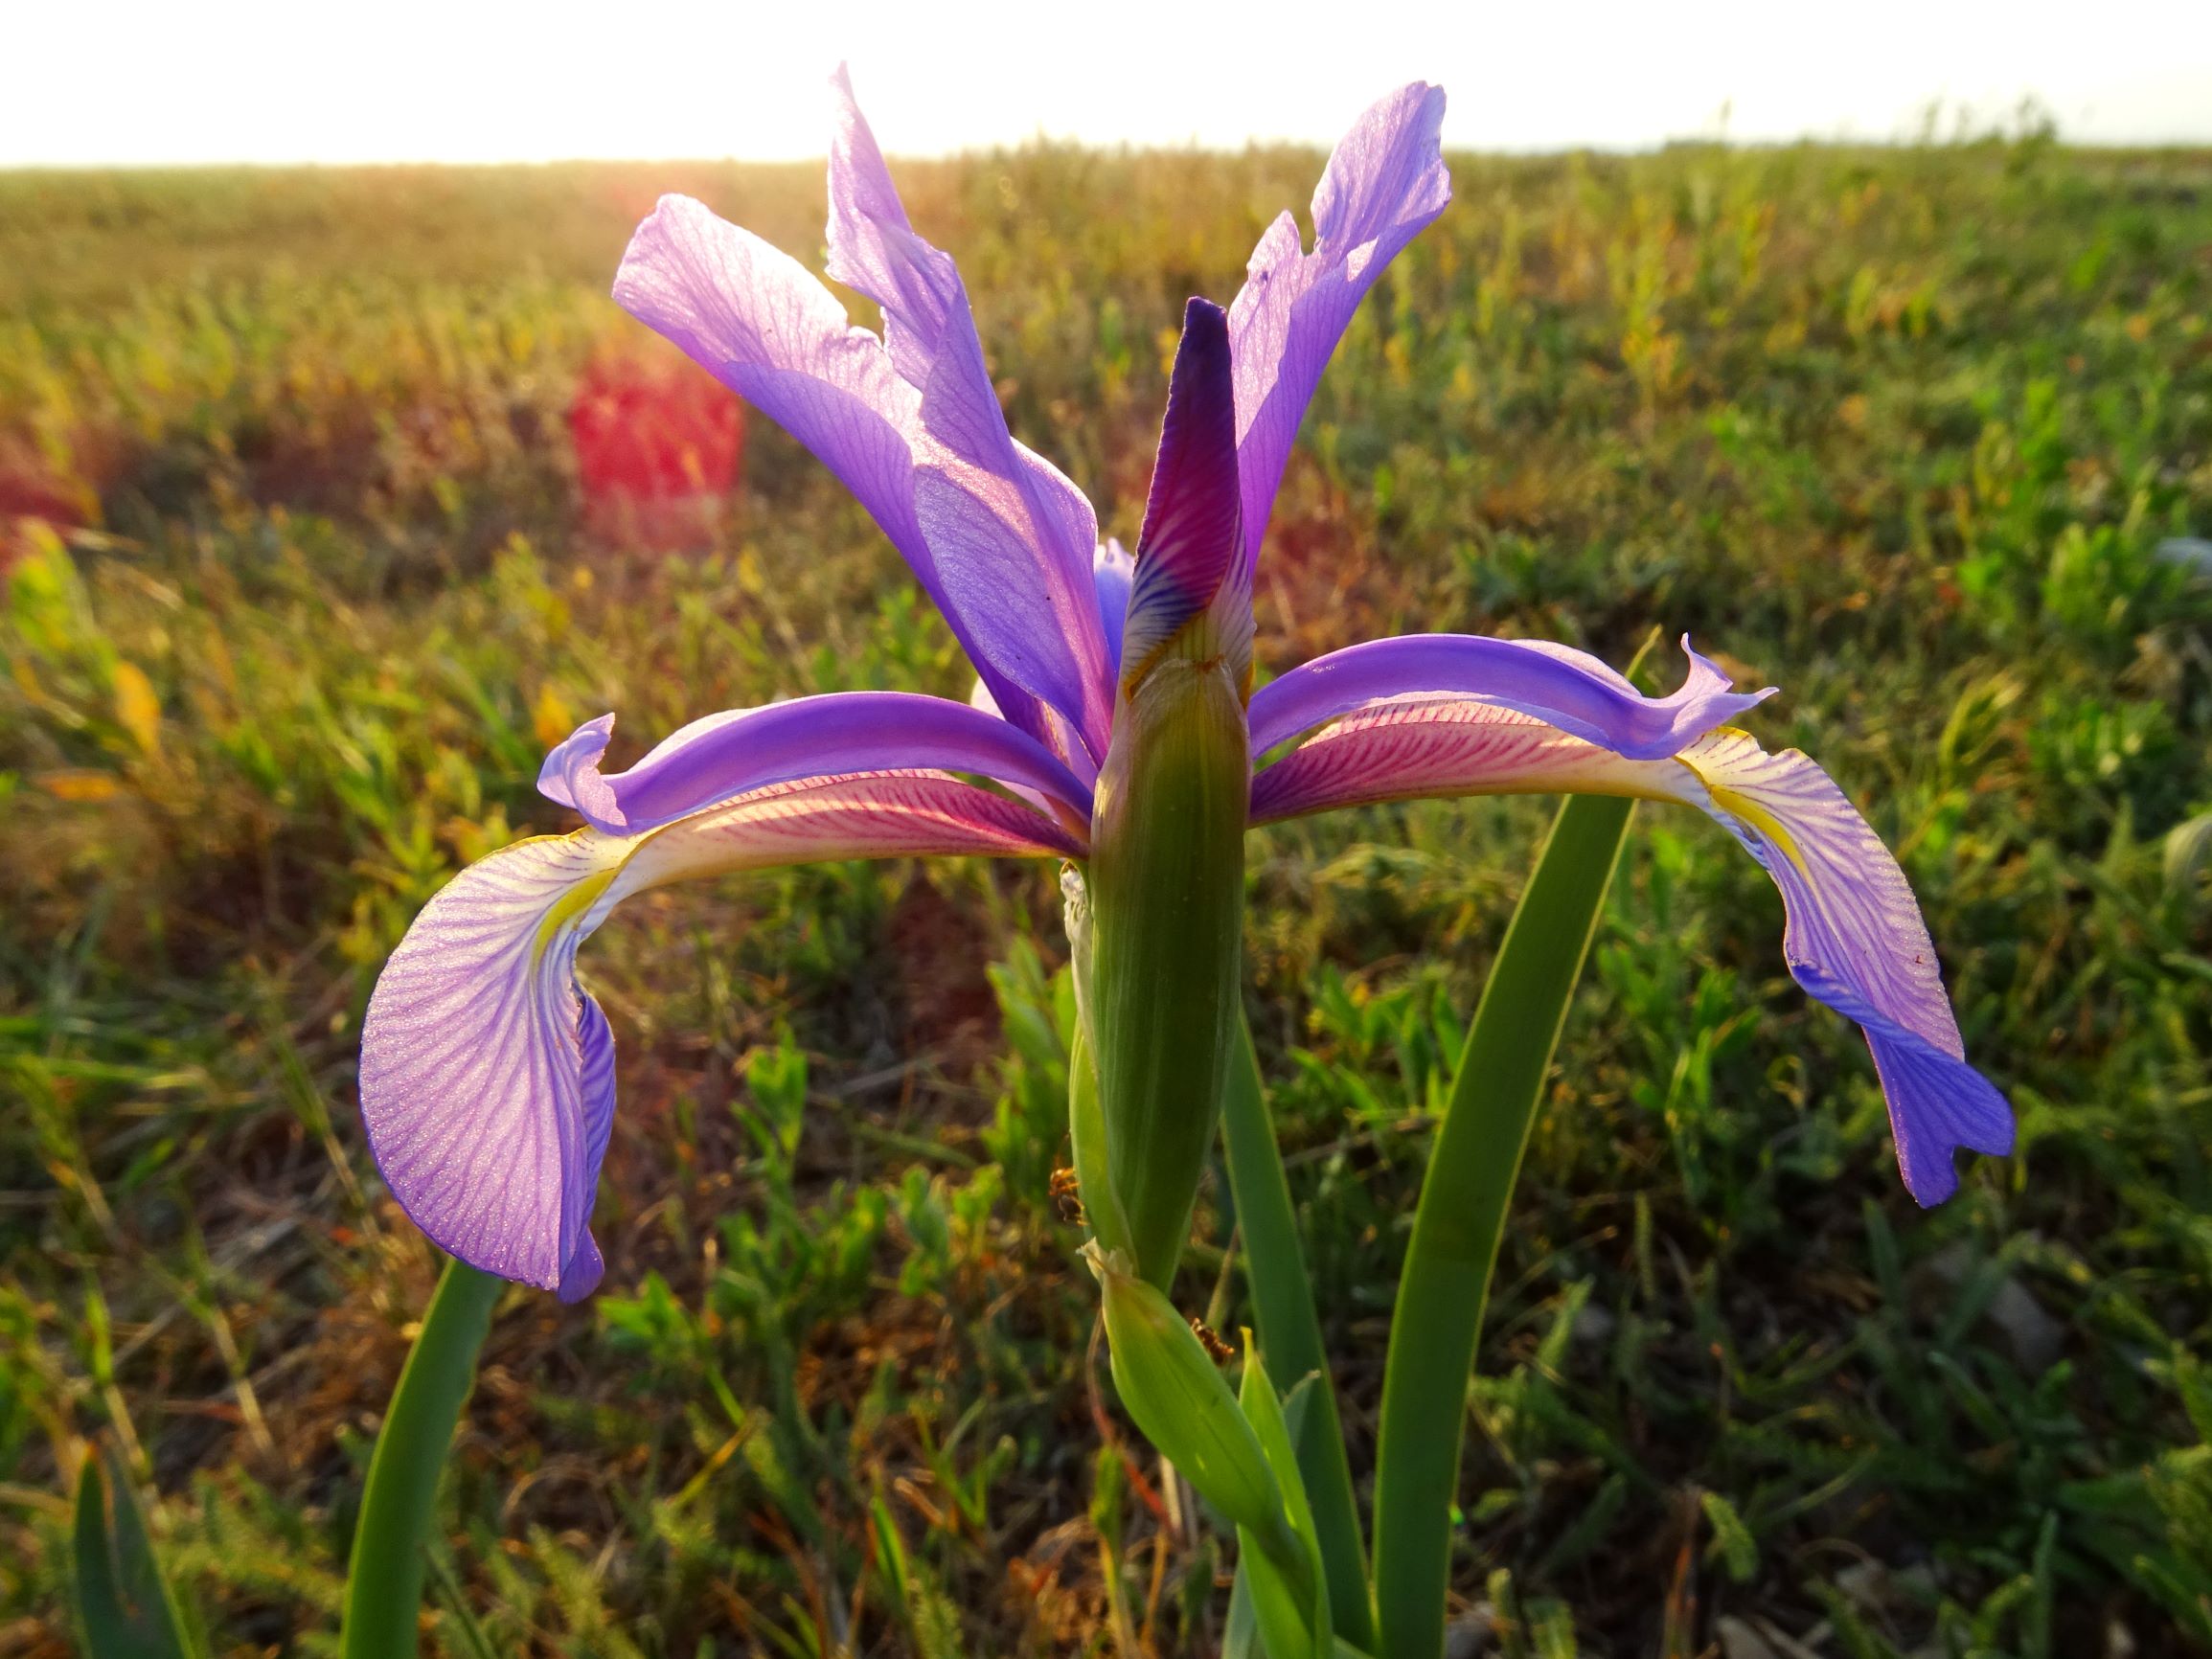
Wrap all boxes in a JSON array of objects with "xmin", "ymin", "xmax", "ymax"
[
  {"xmin": 0, "ymin": 432, "xmax": 102, "ymax": 571},
  {"xmin": 567, "ymin": 347, "xmax": 744, "ymax": 548}
]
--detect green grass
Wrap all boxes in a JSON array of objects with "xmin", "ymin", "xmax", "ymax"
[{"xmin": 4, "ymin": 128, "xmax": 2210, "ymax": 1655}]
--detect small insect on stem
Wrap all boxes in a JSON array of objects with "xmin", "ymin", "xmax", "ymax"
[
  {"xmin": 1049, "ymin": 1167, "xmax": 1086, "ymax": 1225},
  {"xmin": 1189, "ymin": 1317, "xmax": 1234, "ymax": 1364}
]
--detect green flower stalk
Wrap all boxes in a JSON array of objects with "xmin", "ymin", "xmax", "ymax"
[{"xmin": 1070, "ymin": 298, "xmax": 1252, "ymax": 1288}]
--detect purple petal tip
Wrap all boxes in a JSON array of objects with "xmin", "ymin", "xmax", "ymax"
[
  {"xmin": 539, "ymin": 714, "xmax": 625, "ymax": 831},
  {"xmin": 1121, "ymin": 296, "xmax": 1246, "ymax": 682},
  {"xmin": 1870, "ymin": 1025, "xmax": 2018, "ymax": 1207}
]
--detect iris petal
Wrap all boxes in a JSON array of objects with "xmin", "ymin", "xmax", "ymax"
[
  {"xmin": 610, "ymin": 67, "xmax": 1126, "ymax": 767},
  {"xmin": 828, "ymin": 67, "xmax": 1114, "ymax": 761},
  {"xmin": 1250, "ymin": 697, "xmax": 1670, "ymax": 823},
  {"xmin": 537, "ymin": 691, "xmax": 1095, "ymax": 836},
  {"xmin": 1248, "ymin": 634, "xmax": 1772, "ymax": 761},
  {"xmin": 1674, "ymin": 730, "xmax": 2016, "ymax": 1204},
  {"xmin": 611, "ymin": 194, "xmax": 917, "ymax": 549},
  {"xmin": 361, "ymin": 832, "xmax": 628, "ymax": 1298},
  {"xmin": 1122, "ymin": 298, "xmax": 1251, "ymax": 690},
  {"xmin": 360, "ymin": 774, "xmax": 1083, "ymax": 1297},
  {"xmin": 611, "ymin": 194, "xmax": 1057, "ymax": 752},
  {"xmin": 1250, "ymin": 699, "xmax": 2014, "ymax": 1203},
  {"xmin": 1229, "ymin": 82, "xmax": 1451, "ymax": 575},
  {"xmin": 1093, "ymin": 540, "xmax": 1134, "ymax": 679}
]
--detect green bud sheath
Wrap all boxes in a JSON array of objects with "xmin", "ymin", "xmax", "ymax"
[
  {"xmin": 1086, "ymin": 654, "xmax": 1248, "ymax": 1285},
  {"xmin": 1073, "ymin": 296, "xmax": 1252, "ymax": 1288}
]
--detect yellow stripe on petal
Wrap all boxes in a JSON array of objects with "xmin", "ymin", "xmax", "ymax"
[
  {"xmin": 532, "ymin": 862, "xmax": 625, "ymax": 966},
  {"xmin": 1698, "ymin": 781, "xmax": 1810, "ymax": 876},
  {"xmin": 1675, "ymin": 729, "xmax": 1812, "ymax": 878}
]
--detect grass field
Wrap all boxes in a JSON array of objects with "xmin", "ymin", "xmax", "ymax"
[{"xmin": 3, "ymin": 128, "xmax": 2211, "ymax": 1657}]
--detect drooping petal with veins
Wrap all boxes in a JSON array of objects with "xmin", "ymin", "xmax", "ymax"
[
  {"xmin": 361, "ymin": 774, "xmax": 1083, "ymax": 1298},
  {"xmin": 1229, "ymin": 82, "xmax": 1451, "ymax": 575},
  {"xmin": 537, "ymin": 691, "xmax": 1094, "ymax": 837},
  {"xmin": 361, "ymin": 830, "xmax": 630, "ymax": 1300},
  {"xmin": 829, "ymin": 67, "xmax": 1115, "ymax": 759},
  {"xmin": 1673, "ymin": 730, "xmax": 2015, "ymax": 1204},
  {"xmin": 1252, "ymin": 701, "xmax": 2013, "ymax": 1205},
  {"xmin": 1248, "ymin": 633, "xmax": 1772, "ymax": 761}
]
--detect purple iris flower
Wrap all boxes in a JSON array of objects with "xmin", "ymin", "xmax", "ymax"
[{"xmin": 359, "ymin": 71, "xmax": 2014, "ymax": 1301}]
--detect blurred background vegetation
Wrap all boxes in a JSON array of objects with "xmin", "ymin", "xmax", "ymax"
[{"xmin": 2, "ymin": 127, "xmax": 2210, "ymax": 1656}]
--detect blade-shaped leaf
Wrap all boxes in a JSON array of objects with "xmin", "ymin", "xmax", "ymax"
[
  {"xmin": 1222, "ymin": 1018, "xmax": 1374, "ymax": 1647},
  {"xmin": 1237, "ymin": 1343, "xmax": 1331, "ymax": 1659},
  {"xmin": 1371, "ymin": 794, "xmax": 1633, "ymax": 1659},
  {"xmin": 72, "ymin": 1443, "xmax": 195, "ymax": 1659}
]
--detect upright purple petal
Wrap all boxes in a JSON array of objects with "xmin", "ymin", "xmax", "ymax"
[
  {"xmin": 1121, "ymin": 298, "xmax": 1251, "ymax": 689},
  {"xmin": 1093, "ymin": 539, "xmax": 1134, "ymax": 679},
  {"xmin": 537, "ymin": 691, "xmax": 1095, "ymax": 837},
  {"xmin": 361, "ymin": 774, "xmax": 1084, "ymax": 1297},
  {"xmin": 613, "ymin": 195, "xmax": 914, "ymax": 539},
  {"xmin": 611, "ymin": 194, "xmax": 1049, "ymax": 751},
  {"xmin": 1248, "ymin": 634, "xmax": 1772, "ymax": 762},
  {"xmin": 1229, "ymin": 83, "xmax": 1450, "ymax": 574},
  {"xmin": 829, "ymin": 67, "xmax": 1114, "ymax": 760}
]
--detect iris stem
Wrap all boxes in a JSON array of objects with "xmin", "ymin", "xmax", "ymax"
[
  {"xmin": 340, "ymin": 1258, "xmax": 502, "ymax": 1659},
  {"xmin": 1370, "ymin": 794, "xmax": 1633, "ymax": 1659},
  {"xmin": 1221, "ymin": 1017, "xmax": 1376, "ymax": 1652}
]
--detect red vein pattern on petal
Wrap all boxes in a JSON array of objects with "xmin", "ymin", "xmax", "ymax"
[
  {"xmin": 1250, "ymin": 697, "xmax": 1679, "ymax": 823},
  {"xmin": 1248, "ymin": 634, "xmax": 1771, "ymax": 763}
]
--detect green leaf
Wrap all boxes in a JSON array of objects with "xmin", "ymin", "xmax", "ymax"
[
  {"xmin": 2021, "ymin": 1511, "xmax": 2059, "ymax": 1659},
  {"xmin": 1699, "ymin": 1489, "xmax": 1758, "ymax": 1583},
  {"xmin": 1371, "ymin": 795, "xmax": 1633, "ymax": 1659},
  {"xmin": 71, "ymin": 1443, "xmax": 195, "ymax": 1659},
  {"xmin": 1237, "ymin": 1343, "xmax": 1331, "ymax": 1659},
  {"xmin": 1527, "ymin": 1598, "xmax": 1580, "ymax": 1659},
  {"xmin": 340, "ymin": 1259, "xmax": 503, "ymax": 1659},
  {"xmin": 1221, "ymin": 1019, "xmax": 1375, "ymax": 1649},
  {"xmin": 1223, "ymin": 1559, "xmax": 1258, "ymax": 1659},
  {"xmin": 869, "ymin": 1484, "xmax": 913, "ymax": 1616}
]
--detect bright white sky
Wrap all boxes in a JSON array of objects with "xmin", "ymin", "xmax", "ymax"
[{"xmin": 6, "ymin": 0, "xmax": 2209, "ymax": 166}]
